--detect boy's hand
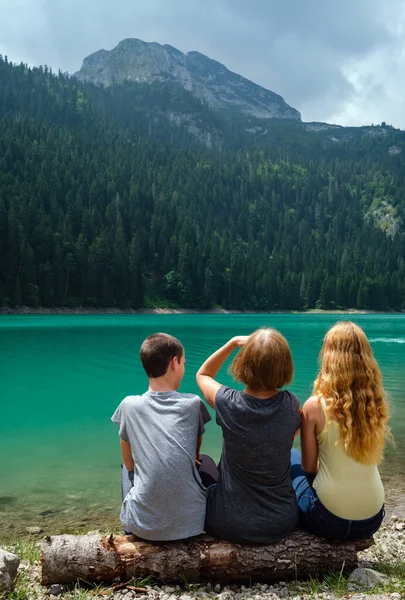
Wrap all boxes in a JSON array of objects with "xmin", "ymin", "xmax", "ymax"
[{"xmin": 195, "ymin": 452, "xmax": 201, "ymax": 468}]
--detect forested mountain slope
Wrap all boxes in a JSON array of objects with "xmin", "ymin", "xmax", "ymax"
[{"xmin": 1, "ymin": 55, "xmax": 405, "ymax": 310}]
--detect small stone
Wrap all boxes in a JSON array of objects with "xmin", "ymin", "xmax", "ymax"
[
  {"xmin": 395, "ymin": 523, "xmax": 404, "ymax": 531},
  {"xmin": 261, "ymin": 585, "xmax": 268, "ymax": 591},
  {"xmin": 0, "ymin": 549, "xmax": 20, "ymax": 591},
  {"xmin": 46, "ymin": 584, "xmax": 65, "ymax": 596},
  {"xmin": 26, "ymin": 527, "xmax": 44, "ymax": 535},
  {"xmin": 214, "ymin": 584, "xmax": 221, "ymax": 593},
  {"xmin": 164, "ymin": 587, "xmax": 175, "ymax": 594},
  {"xmin": 179, "ymin": 595, "xmax": 193, "ymax": 600},
  {"xmin": 348, "ymin": 567, "xmax": 387, "ymax": 588},
  {"xmin": 391, "ymin": 515, "xmax": 398, "ymax": 521},
  {"xmin": 390, "ymin": 595, "xmax": 401, "ymax": 600}
]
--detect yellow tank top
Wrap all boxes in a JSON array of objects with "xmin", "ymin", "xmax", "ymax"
[{"xmin": 313, "ymin": 397, "xmax": 384, "ymax": 520}]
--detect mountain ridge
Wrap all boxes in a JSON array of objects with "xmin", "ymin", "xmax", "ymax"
[{"xmin": 74, "ymin": 38, "xmax": 301, "ymax": 122}]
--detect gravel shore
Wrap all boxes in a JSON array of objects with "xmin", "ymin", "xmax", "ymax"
[{"xmin": 5, "ymin": 516, "xmax": 404, "ymax": 600}]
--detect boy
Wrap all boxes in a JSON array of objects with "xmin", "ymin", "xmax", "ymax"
[{"xmin": 111, "ymin": 332, "xmax": 211, "ymax": 541}]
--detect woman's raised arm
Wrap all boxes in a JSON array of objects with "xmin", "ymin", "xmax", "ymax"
[{"xmin": 196, "ymin": 336, "xmax": 248, "ymax": 409}]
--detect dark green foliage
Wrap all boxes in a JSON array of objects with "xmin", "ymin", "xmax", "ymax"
[{"xmin": 1, "ymin": 56, "xmax": 405, "ymax": 310}]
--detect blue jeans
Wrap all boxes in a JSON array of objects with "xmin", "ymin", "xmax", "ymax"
[{"xmin": 290, "ymin": 449, "xmax": 384, "ymax": 541}]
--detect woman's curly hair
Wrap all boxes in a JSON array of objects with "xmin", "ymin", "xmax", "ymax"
[{"xmin": 313, "ymin": 321, "xmax": 390, "ymax": 465}]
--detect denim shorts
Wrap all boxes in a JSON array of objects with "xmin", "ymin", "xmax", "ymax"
[
  {"xmin": 290, "ymin": 449, "xmax": 385, "ymax": 541},
  {"xmin": 302, "ymin": 494, "xmax": 385, "ymax": 541}
]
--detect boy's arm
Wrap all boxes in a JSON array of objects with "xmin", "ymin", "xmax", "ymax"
[{"xmin": 120, "ymin": 438, "xmax": 135, "ymax": 472}]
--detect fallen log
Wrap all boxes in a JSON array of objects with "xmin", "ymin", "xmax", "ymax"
[{"xmin": 41, "ymin": 532, "xmax": 373, "ymax": 586}]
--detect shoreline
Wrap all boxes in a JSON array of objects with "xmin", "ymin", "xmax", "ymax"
[
  {"xmin": 2, "ymin": 476, "xmax": 404, "ymax": 544},
  {"xmin": 1, "ymin": 306, "xmax": 402, "ymax": 316}
]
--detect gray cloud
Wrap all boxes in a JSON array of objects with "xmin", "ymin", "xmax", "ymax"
[{"xmin": 1, "ymin": 0, "xmax": 405, "ymax": 127}]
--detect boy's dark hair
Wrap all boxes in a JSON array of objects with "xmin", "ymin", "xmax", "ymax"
[{"xmin": 140, "ymin": 333, "xmax": 184, "ymax": 378}]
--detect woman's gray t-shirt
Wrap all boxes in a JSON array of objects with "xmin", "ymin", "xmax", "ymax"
[{"xmin": 206, "ymin": 386, "xmax": 301, "ymax": 544}]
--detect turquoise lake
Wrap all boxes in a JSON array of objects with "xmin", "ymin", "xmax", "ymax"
[{"xmin": 1, "ymin": 314, "xmax": 404, "ymax": 537}]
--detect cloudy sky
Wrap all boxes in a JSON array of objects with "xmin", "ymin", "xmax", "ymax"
[{"xmin": 1, "ymin": 0, "xmax": 405, "ymax": 128}]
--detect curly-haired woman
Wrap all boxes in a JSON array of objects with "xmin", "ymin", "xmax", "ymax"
[{"xmin": 291, "ymin": 321, "xmax": 390, "ymax": 540}]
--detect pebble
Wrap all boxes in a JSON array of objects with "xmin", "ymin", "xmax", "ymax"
[
  {"xmin": 349, "ymin": 567, "xmax": 388, "ymax": 589},
  {"xmin": 0, "ymin": 548, "xmax": 20, "ymax": 591},
  {"xmin": 25, "ymin": 527, "xmax": 44, "ymax": 535},
  {"xmin": 45, "ymin": 584, "xmax": 64, "ymax": 596}
]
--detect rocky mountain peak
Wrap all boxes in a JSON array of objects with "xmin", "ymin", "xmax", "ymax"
[{"xmin": 74, "ymin": 38, "xmax": 301, "ymax": 121}]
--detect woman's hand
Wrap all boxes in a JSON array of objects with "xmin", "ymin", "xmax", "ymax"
[
  {"xmin": 196, "ymin": 336, "xmax": 250, "ymax": 409},
  {"xmin": 231, "ymin": 336, "xmax": 249, "ymax": 347}
]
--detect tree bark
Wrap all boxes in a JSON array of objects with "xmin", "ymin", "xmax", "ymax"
[{"xmin": 41, "ymin": 532, "xmax": 372, "ymax": 586}]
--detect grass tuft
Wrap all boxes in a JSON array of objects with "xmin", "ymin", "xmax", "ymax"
[
  {"xmin": 0, "ymin": 571, "xmax": 34, "ymax": 600},
  {"xmin": 128, "ymin": 574, "xmax": 154, "ymax": 588},
  {"xmin": 9, "ymin": 540, "xmax": 41, "ymax": 565}
]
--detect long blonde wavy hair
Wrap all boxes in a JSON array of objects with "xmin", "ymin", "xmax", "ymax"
[{"xmin": 313, "ymin": 321, "xmax": 390, "ymax": 465}]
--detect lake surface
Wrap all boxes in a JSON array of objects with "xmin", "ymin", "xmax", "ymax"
[{"xmin": 1, "ymin": 314, "xmax": 405, "ymax": 538}]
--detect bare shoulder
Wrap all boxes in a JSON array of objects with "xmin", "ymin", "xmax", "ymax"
[
  {"xmin": 302, "ymin": 396, "xmax": 323, "ymax": 418},
  {"xmin": 303, "ymin": 395, "xmax": 325, "ymax": 433},
  {"xmin": 303, "ymin": 395, "xmax": 319, "ymax": 411}
]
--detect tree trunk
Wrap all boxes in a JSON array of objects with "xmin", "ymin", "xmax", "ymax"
[{"xmin": 41, "ymin": 532, "xmax": 372, "ymax": 586}]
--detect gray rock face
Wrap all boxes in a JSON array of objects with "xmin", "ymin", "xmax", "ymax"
[
  {"xmin": 74, "ymin": 38, "xmax": 300, "ymax": 121},
  {"xmin": 0, "ymin": 548, "xmax": 20, "ymax": 590},
  {"xmin": 348, "ymin": 567, "xmax": 387, "ymax": 588}
]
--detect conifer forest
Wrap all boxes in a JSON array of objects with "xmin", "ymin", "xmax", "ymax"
[{"xmin": 1, "ymin": 56, "xmax": 405, "ymax": 310}]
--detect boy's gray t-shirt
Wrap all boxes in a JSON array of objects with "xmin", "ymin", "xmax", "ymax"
[{"xmin": 111, "ymin": 391, "xmax": 211, "ymax": 541}]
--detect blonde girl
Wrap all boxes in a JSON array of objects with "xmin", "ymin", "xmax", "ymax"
[{"xmin": 291, "ymin": 321, "xmax": 389, "ymax": 540}]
